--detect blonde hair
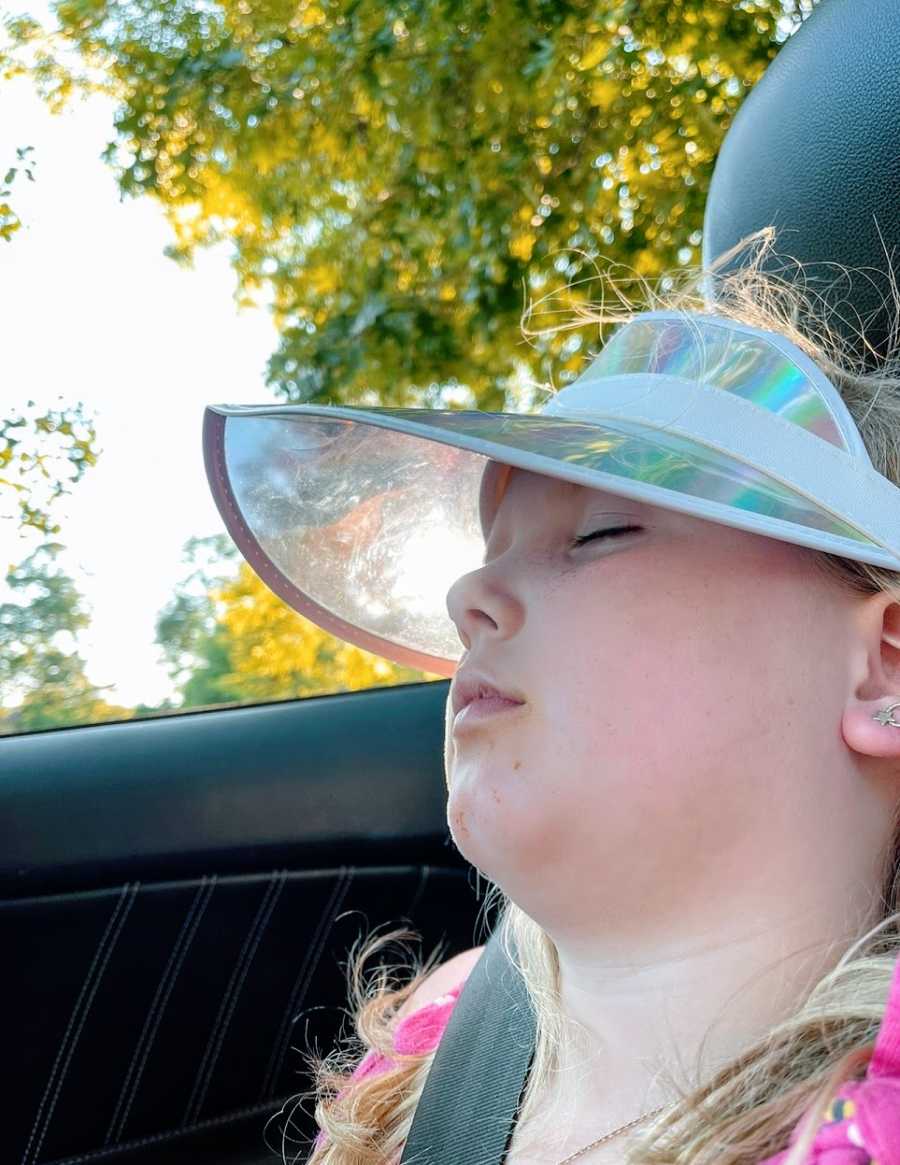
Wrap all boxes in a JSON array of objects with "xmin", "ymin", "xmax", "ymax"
[{"xmin": 293, "ymin": 229, "xmax": 900, "ymax": 1165}]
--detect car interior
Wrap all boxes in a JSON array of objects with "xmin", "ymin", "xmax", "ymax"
[{"xmin": 4, "ymin": 679, "xmax": 492, "ymax": 1164}]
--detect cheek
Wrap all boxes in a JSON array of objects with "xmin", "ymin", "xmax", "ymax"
[{"xmin": 534, "ymin": 594, "xmax": 780, "ymax": 837}]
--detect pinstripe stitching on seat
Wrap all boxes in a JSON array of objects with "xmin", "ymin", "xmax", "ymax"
[
  {"xmin": 183, "ymin": 871, "xmax": 287, "ymax": 1125},
  {"xmin": 29, "ymin": 1094, "xmax": 292, "ymax": 1165},
  {"xmin": 105, "ymin": 875, "xmax": 218, "ymax": 1145},
  {"xmin": 185, "ymin": 870, "xmax": 287, "ymax": 1124},
  {"xmin": 259, "ymin": 866, "xmax": 355, "ymax": 1102},
  {"xmin": 21, "ymin": 883, "xmax": 140, "ymax": 1165},
  {"xmin": 258, "ymin": 868, "xmax": 351, "ymax": 1102}
]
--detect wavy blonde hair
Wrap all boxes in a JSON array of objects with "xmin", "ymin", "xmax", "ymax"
[{"xmin": 292, "ymin": 229, "xmax": 900, "ymax": 1165}]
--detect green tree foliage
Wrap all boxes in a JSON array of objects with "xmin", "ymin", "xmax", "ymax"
[
  {"xmin": 210, "ymin": 558, "xmax": 439, "ymax": 700},
  {"xmin": 155, "ymin": 534, "xmax": 438, "ymax": 709},
  {"xmin": 0, "ymin": 542, "xmax": 132, "ymax": 732},
  {"xmin": 1, "ymin": 401, "xmax": 99, "ymax": 543},
  {"xmin": 154, "ymin": 533, "xmax": 242, "ymax": 707},
  {"xmin": 12, "ymin": 0, "xmax": 816, "ymax": 412}
]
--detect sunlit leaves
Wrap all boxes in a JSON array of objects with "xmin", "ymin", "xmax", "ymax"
[
  {"xmin": 1, "ymin": 401, "xmax": 99, "ymax": 539},
  {"xmin": 9, "ymin": 0, "xmax": 818, "ymax": 409},
  {"xmin": 212, "ymin": 561, "xmax": 439, "ymax": 700}
]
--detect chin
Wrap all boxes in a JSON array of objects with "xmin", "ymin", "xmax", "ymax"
[{"xmin": 446, "ymin": 778, "xmax": 526, "ymax": 875}]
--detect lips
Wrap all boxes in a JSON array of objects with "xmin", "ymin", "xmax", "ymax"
[{"xmin": 450, "ymin": 670, "xmax": 526, "ymax": 718}]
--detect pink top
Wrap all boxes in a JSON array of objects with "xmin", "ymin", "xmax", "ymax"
[{"xmin": 314, "ymin": 956, "xmax": 900, "ymax": 1163}]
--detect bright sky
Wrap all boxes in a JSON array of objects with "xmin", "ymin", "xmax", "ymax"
[{"xmin": 1, "ymin": 72, "xmax": 282, "ymax": 707}]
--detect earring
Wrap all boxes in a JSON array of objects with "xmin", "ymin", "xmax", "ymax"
[{"xmin": 873, "ymin": 701, "xmax": 900, "ymax": 727}]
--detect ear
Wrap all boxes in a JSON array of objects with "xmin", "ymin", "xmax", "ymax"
[{"xmin": 842, "ymin": 594, "xmax": 900, "ymax": 760}]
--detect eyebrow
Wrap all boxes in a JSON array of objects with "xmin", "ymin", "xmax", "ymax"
[{"xmin": 479, "ymin": 476, "xmax": 649, "ymax": 547}]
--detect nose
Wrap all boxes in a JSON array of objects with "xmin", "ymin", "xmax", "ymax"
[{"xmin": 445, "ymin": 564, "xmax": 523, "ymax": 653}]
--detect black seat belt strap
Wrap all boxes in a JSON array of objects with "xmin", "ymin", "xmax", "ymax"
[{"xmin": 399, "ymin": 929, "xmax": 537, "ymax": 1165}]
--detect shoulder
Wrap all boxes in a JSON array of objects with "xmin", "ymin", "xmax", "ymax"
[
  {"xmin": 395, "ymin": 944, "xmax": 486, "ymax": 1021},
  {"xmin": 758, "ymin": 954, "xmax": 900, "ymax": 1165},
  {"xmin": 313, "ymin": 946, "xmax": 487, "ymax": 1154}
]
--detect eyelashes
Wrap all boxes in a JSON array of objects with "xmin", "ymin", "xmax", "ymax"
[
  {"xmin": 480, "ymin": 524, "xmax": 643, "ymax": 566},
  {"xmin": 571, "ymin": 524, "xmax": 642, "ymax": 548}
]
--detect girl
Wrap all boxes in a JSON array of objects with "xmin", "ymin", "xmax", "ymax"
[{"xmin": 204, "ymin": 232, "xmax": 900, "ymax": 1164}]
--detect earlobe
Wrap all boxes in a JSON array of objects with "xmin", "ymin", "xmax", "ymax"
[{"xmin": 843, "ymin": 698, "xmax": 900, "ymax": 760}]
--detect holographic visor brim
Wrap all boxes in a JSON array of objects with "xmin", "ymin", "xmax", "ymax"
[{"xmin": 202, "ymin": 396, "xmax": 898, "ymax": 677}]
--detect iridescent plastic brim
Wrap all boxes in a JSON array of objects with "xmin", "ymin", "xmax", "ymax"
[
  {"xmin": 576, "ymin": 312, "xmax": 869, "ymax": 458},
  {"xmin": 203, "ymin": 403, "xmax": 883, "ymax": 677}
]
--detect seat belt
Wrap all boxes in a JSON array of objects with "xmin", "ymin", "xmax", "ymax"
[{"xmin": 399, "ymin": 929, "xmax": 537, "ymax": 1165}]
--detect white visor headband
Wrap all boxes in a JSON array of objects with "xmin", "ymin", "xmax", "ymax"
[{"xmin": 203, "ymin": 310, "xmax": 900, "ymax": 678}]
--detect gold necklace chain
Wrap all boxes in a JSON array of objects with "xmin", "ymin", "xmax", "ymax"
[{"xmin": 553, "ymin": 1103, "xmax": 668, "ymax": 1165}]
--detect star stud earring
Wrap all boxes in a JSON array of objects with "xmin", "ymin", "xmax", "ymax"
[{"xmin": 872, "ymin": 701, "xmax": 900, "ymax": 727}]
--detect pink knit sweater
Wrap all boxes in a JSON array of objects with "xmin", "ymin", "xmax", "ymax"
[{"xmin": 314, "ymin": 954, "xmax": 900, "ymax": 1163}]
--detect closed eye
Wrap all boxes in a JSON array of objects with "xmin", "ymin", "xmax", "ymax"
[{"xmin": 572, "ymin": 524, "xmax": 642, "ymax": 547}]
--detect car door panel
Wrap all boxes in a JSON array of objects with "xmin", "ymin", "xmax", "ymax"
[{"xmin": 2, "ymin": 681, "xmax": 483, "ymax": 1165}]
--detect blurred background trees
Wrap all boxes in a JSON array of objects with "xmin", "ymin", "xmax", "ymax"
[
  {"xmin": 0, "ymin": 542, "xmax": 132, "ymax": 734},
  {"xmin": 2, "ymin": 0, "xmax": 818, "ymax": 729},
  {"xmin": 1, "ymin": 401, "xmax": 98, "ymax": 538},
  {"xmin": 153, "ymin": 532, "xmax": 431, "ymax": 710}
]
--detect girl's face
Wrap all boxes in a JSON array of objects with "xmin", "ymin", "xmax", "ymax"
[{"xmin": 442, "ymin": 465, "xmax": 886, "ymax": 947}]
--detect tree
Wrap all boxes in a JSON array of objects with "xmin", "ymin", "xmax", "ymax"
[
  {"xmin": 0, "ymin": 541, "xmax": 132, "ymax": 732},
  {"xmin": 2, "ymin": 16, "xmax": 102, "ymax": 538},
  {"xmin": 10, "ymin": 1, "xmax": 818, "ymax": 413},
  {"xmin": 154, "ymin": 533, "xmax": 243, "ymax": 707},
  {"xmin": 211, "ymin": 559, "xmax": 439, "ymax": 701},
  {"xmin": 155, "ymin": 533, "xmax": 440, "ymax": 708}
]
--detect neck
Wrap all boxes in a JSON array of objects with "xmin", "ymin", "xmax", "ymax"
[
  {"xmin": 545, "ymin": 895, "xmax": 875, "ymax": 1117},
  {"xmin": 506, "ymin": 899, "xmax": 876, "ymax": 1163}
]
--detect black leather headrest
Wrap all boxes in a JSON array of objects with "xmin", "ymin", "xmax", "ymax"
[{"xmin": 702, "ymin": 0, "xmax": 900, "ymax": 367}]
